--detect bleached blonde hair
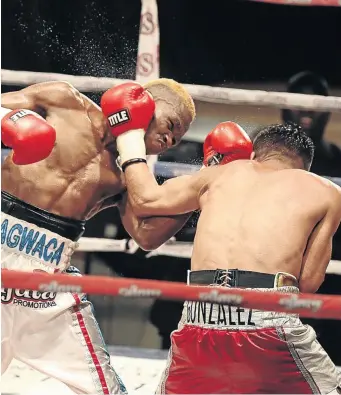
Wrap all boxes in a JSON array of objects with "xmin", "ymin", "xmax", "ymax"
[{"xmin": 144, "ymin": 78, "xmax": 196, "ymax": 122}]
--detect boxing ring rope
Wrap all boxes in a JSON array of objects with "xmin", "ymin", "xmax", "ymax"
[
  {"xmin": 2, "ymin": 269, "xmax": 341, "ymax": 320},
  {"xmin": 76, "ymin": 236, "xmax": 341, "ymax": 275},
  {"xmin": 2, "ymin": 69, "xmax": 341, "ymax": 112}
]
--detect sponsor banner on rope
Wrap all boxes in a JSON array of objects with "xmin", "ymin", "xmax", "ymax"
[
  {"xmin": 198, "ymin": 289, "xmax": 243, "ymax": 305},
  {"xmin": 118, "ymin": 284, "xmax": 162, "ymax": 298},
  {"xmin": 38, "ymin": 280, "xmax": 82, "ymax": 293},
  {"xmin": 279, "ymin": 294, "xmax": 323, "ymax": 312}
]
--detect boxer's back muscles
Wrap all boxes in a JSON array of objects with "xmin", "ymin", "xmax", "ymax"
[
  {"xmin": 1, "ymin": 82, "xmax": 122, "ymax": 219},
  {"xmin": 192, "ymin": 161, "xmax": 341, "ymax": 292}
]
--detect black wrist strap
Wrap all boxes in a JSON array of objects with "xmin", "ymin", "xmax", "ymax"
[{"xmin": 122, "ymin": 158, "xmax": 147, "ymax": 172}]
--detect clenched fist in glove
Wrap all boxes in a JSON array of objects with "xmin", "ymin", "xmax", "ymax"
[
  {"xmin": 100, "ymin": 82, "xmax": 155, "ymax": 170},
  {"xmin": 1, "ymin": 108, "xmax": 56, "ymax": 165},
  {"xmin": 203, "ymin": 121, "xmax": 253, "ymax": 167}
]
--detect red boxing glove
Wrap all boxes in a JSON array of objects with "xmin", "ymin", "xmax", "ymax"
[
  {"xmin": 101, "ymin": 82, "xmax": 155, "ymax": 167},
  {"xmin": 203, "ymin": 121, "xmax": 253, "ymax": 167},
  {"xmin": 100, "ymin": 82, "xmax": 155, "ymax": 137},
  {"xmin": 1, "ymin": 109, "xmax": 56, "ymax": 165}
]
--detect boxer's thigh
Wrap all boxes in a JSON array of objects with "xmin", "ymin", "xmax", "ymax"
[
  {"xmin": 13, "ymin": 287, "xmax": 126, "ymax": 394},
  {"xmin": 1, "ymin": 303, "xmax": 14, "ymax": 374},
  {"xmin": 281, "ymin": 324, "xmax": 340, "ymax": 394},
  {"xmin": 1, "ymin": 248, "xmax": 22, "ymax": 374}
]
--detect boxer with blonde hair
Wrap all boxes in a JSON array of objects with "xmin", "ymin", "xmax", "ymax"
[{"xmin": 1, "ymin": 78, "xmax": 195, "ymax": 394}]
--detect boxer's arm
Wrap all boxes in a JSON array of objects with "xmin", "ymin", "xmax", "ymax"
[
  {"xmin": 301, "ymin": 187, "xmax": 341, "ymax": 293},
  {"xmin": 124, "ymin": 162, "xmax": 218, "ymax": 217},
  {"xmin": 1, "ymin": 81, "xmax": 83, "ymax": 112},
  {"xmin": 118, "ymin": 193, "xmax": 192, "ymax": 250}
]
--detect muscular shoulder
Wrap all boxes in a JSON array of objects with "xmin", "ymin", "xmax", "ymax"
[
  {"xmin": 23, "ymin": 81, "xmax": 86, "ymax": 111},
  {"xmin": 314, "ymin": 174, "xmax": 341, "ymax": 223},
  {"xmin": 48, "ymin": 81, "xmax": 78, "ymax": 94},
  {"xmin": 44, "ymin": 81, "xmax": 84, "ymax": 108},
  {"xmin": 301, "ymin": 171, "xmax": 341, "ymax": 206},
  {"xmin": 304, "ymin": 171, "xmax": 339, "ymax": 191},
  {"xmin": 43, "ymin": 82, "xmax": 101, "ymax": 114}
]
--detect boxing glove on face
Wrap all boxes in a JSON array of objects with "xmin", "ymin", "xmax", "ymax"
[
  {"xmin": 101, "ymin": 82, "xmax": 155, "ymax": 135},
  {"xmin": 1, "ymin": 108, "xmax": 56, "ymax": 165},
  {"xmin": 203, "ymin": 121, "xmax": 253, "ymax": 167},
  {"xmin": 100, "ymin": 82, "xmax": 155, "ymax": 167}
]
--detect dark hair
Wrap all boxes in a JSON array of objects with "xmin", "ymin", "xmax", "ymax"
[{"xmin": 253, "ymin": 123, "xmax": 315, "ymax": 170}]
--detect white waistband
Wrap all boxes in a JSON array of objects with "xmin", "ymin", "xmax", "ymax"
[
  {"xmin": 180, "ymin": 286, "xmax": 301, "ymax": 330},
  {"xmin": 1, "ymin": 213, "xmax": 77, "ymax": 271}
]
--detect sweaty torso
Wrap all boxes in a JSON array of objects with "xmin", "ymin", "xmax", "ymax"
[
  {"xmin": 193, "ymin": 161, "xmax": 330, "ymax": 289},
  {"xmin": 1, "ymin": 94, "xmax": 124, "ymax": 220}
]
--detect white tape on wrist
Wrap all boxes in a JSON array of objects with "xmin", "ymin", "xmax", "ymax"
[
  {"xmin": 0, "ymin": 107, "xmax": 12, "ymax": 120},
  {"xmin": 116, "ymin": 129, "xmax": 147, "ymax": 164},
  {"xmin": 0, "ymin": 108, "xmax": 42, "ymax": 122}
]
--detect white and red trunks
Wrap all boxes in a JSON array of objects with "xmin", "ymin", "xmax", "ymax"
[
  {"xmin": 157, "ymin": 270, "xmax": 340, "ymax": 394},
  {"xmin": 1, "ymin": 212, "xmax": 127, "ymax": 394}
]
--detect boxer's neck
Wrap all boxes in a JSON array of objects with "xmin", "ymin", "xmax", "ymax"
[{"xmin": 258, "ymin": 158, "xmax": 298, "ymax": 171}]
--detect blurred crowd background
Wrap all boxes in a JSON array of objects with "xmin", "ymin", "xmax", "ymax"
[{"xmin": 2, "ymin": 0, "xmax": 341, "ymax": 365}]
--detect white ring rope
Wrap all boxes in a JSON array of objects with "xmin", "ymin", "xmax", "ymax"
[
  {"xmin": 2, "ymin": 69, "xmax": 341, "ymax": 112},
  {"xmin": 78, "ymin": 236, "xmax": 341, "ymax": 275}
]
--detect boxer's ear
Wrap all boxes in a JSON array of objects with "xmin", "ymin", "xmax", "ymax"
[{"xmin": 250, "ymin": 151, "xmax": 256, "ymax": 160}]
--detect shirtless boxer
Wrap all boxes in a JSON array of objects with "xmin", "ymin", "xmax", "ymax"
[
  {"xmin": 115, "ymin": 121, "xmax": 341, "ymax": 394},
  {"xmin": 0, "ymin": 79, "xmax": 195, "ymax": 394}
]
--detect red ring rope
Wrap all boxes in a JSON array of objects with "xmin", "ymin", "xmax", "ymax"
[{"xmin": 2, "ymin": 269, "xmax": 341, "ymax": 320}]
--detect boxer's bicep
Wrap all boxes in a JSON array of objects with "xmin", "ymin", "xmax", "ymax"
[
  {"xmin": 118, "ymin": 192, "xmax": 191, "ymax": 250},
  {"xmin": 1, "ymin": 82, "xmax": 82, "ymax": 112},
  {"xmin": 1, "ymin": 90, "xmax": 37, "ymax": 111},
  {"xmin": 118, "ymin": 194, "xmax": 140, "ymax": 236},
  {"xmin": 158, "ymin": 175, "xmax": 203, "ymax": 214},
  {"xmin": 125, "ymin": 163, "xmax": 218, "ymax": 217},
  {"xmin": 135, "ymin": 173, "xmax": 206, "ymax": 217}
]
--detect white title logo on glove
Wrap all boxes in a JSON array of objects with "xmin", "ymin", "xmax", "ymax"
[
  {"xmin": 9, "ymin": 109, "xmax": 34, "ymax": 123},
  {"xmin": 107, "ymin": 109, "xmax": 131, "ymax": 127}
]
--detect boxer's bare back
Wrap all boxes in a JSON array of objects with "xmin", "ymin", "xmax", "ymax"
[
  {"xmin": 124, "ymin": 156, "xmax": 341, "ymax": 293},
  {"xmin": 192, "ymin": 161, "xmax": 341, "ymax": 293},
  {"xmin": 1, "ymin": 81, "xmax": 192, "ymax": 220}
]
